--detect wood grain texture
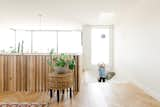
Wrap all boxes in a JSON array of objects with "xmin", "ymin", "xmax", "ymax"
[
  {"xmin": 0, "ymin": 83, "xmax": 160, "ymax": 107},
  {"xmin": 0, "ymin": 55, "xmax": 4, "ymax": 92},
  {"xmin": 0, "ymin": 72, "xmax": 160, "ymax": 107},
  {"xmin": 0, "ymin": 54, "xmax": 79, "ymax": 93}
]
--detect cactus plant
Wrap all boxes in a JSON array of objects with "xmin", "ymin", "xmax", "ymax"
[
  {"xmin": 21, "ymin": 40, "xmax": 24, "ymax": 53},
  {"xmin": 17, "ymin": 42, "xmax": 20, "ymax": 53}
]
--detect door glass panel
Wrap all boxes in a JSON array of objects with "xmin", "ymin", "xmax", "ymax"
[{"xmin": 91, "ymin": 28, "xmax": 110, "ymax": 65}]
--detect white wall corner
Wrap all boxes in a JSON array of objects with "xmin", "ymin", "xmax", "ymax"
[{"xmin": 132, "ymin": 80, "xmax": 160, "ymax": 102}]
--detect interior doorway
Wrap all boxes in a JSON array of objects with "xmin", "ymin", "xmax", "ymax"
[
  {"xmin": 91, "ymin": 26, "xmax": 113, "ymax": 72},
  {"xmin": 82, "ymin": 25, "xmax": 113, "ymax": 83}
]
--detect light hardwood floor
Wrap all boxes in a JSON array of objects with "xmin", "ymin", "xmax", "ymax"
[{"xmin": 0, "ymin": 72, "xmax": 160, "ymax": 107}]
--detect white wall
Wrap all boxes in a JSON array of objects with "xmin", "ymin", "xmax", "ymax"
[
  {"xmin": 82, "ymin": 25, "xmax": 92, "ymax": 71},
  {"xmin": 114, "ymin": 0, "xmax": 160, "ymax": 100},
  {"xmin": 0, "ymin": 0, "xmax": 160, "ymax": 101}
]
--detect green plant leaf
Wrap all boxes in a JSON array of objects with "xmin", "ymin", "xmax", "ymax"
[{"xmin": 47, "ymin": 49, "xmax": 76, "ymax": 70}]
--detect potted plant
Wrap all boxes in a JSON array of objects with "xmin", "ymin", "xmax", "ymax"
[{"xmin": 47, "ymin": 49, "xmax": 75, "ymax": 74}]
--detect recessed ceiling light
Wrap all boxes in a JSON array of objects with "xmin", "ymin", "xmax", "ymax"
[{"xmin": 99, "ymin": 12, "xmax": 115, "ymax": 21}]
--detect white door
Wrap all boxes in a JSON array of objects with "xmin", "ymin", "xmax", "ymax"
[{"xmin": 91, "ymin": 26, "xmax": 112, "ymax": 71}]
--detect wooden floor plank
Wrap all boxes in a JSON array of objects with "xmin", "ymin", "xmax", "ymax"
[{"xmin": 0, "ymin": 71, "xmax": 160, "ymax": 107}]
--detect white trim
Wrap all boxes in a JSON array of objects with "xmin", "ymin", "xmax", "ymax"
[
  {"xmin": 132, "ymin": 80, "xmax": 160, "ymax": 101},
  {"xmin": 85, "ymin": 24, "xmax": 113, "ymax": 28},
  {"xmin": 109, "ymin": 80, "xmax": 130, "ymax": 84}
]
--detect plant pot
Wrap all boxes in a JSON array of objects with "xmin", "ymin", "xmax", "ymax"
[{"xmin": 54, "ymin": 67, "xmax": 68, "ymax": 74}]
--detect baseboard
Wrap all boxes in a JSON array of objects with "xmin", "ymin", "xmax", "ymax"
[
  {"xmin": 109, "ymin": 80, "xmax": 130, "ymax": 84},
  {"xmin": 132, "ymin": 80, "xmax": 160, "ymax": 101}
]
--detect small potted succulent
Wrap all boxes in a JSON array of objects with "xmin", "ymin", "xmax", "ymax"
[{"xmin": 47, "ymin": 49, "xmax": 75, "ymax": 74}]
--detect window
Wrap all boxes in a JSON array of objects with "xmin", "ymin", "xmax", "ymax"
[
  {"xmin": 0, "ymin": 30, "xmax": 15, "ymax": 52},
  {"xmin": 3, "ymin": 30, "xmax": 82, "ymax": 54},
  {"xmin": 32, "ymin": 31, "xmax": 57, "ymax": 53},
  {"xmin": 16, "ymin": 31, "xmax": 31, "ymax": 53},
  {"xmin": 58, "ymin": 31, "xmax": 82, "ymax": 54},
  {"xmin": 91, "ymin": 28, "xmax": 110, "ymax": 65}
]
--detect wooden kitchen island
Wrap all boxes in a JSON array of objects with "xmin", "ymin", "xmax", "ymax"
[{"xmin": 0, "ymin": 54, "xmax": 79, "ymax": 93}]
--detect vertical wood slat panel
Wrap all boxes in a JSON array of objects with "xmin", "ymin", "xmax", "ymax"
[
  {"xmin": 45, "ymin": 56, "xmax": 50, "ymax": 91},
  {"xmin": 77, "ymin": 56, "xmax": 80, "ymax": 92},
  {"xmin": 0, "ymin": 55, "xmax": 4, "ymax": 92},
  {"xmin": 24, "ymin": 56, "xmax": 27, "ymax": 91},
  {"xmin": 13, "ymin": 56, "xmax": 16, "ymax": 92},
  {"xmin": 42, "ymin": 56, "xmax": 46, "ymax": 91},
  {"xmin": 4, "ymin": 55, "xmax": 8, "ymax": 91},
  {"xmin": 0, "ymin": 54, "xmax": 79, "ymax": 93},
  {"xmin": 73, "ymin": 56, "xmax": 79, "ymax": 93},
  {"xmin": 16, "ymin": 56, "xmax": 19, "ymax": 91},
  {"xmin": 27, "ymin": 55, "xmax": 30, "ymax": 92},
  {"xmin": 35, "ymin": 56, "xmax": 38, "ymax": 92},
  {"xmin": 36, "ymin": 55, "xmax": 38, "ymax": 92},
  {"xmin": 31, "ymin": 56, "xmax": 36, "ymax": 92},
  {"xmin": 26, "ymin": 56, "xmax": 30, "ymax": 91},
  {"xmin": 8, "ymin": 55, "xmax": 12, "ymax": 91},
  {"xmin": 20, "ymin": 55, "xmax": 23, "ymax": 91}
]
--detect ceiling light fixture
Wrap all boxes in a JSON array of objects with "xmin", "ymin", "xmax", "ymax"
[
  {"xmin": 38, "ymin": 13, "xmax": 43, "ymax": 30},
  {"xmin": 98, "ymin": 12, "xmax": 115, "ymax": 21}
]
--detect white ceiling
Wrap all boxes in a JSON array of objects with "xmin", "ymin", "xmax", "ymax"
[{"xmin": 0, "ymin": 0, "xmax": 140, "ymax": 26}]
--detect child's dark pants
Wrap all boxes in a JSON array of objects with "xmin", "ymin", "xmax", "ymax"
[{"xmin": 98, "ymin": 77, "xmax": 105, "ymax": 82}]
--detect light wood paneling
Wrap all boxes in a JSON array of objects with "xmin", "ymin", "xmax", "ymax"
[
  {"xmin": 0, "ymin": 55, "xmax": 4, "ymax": 92},
  {"xmin": 0, "ymin": 54, "xmax": 79, "ymax": 93}
]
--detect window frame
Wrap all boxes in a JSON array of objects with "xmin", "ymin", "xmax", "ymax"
[{"xmin": 11, "ymin": 29, "xmax": 82, "ymax": 54}]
